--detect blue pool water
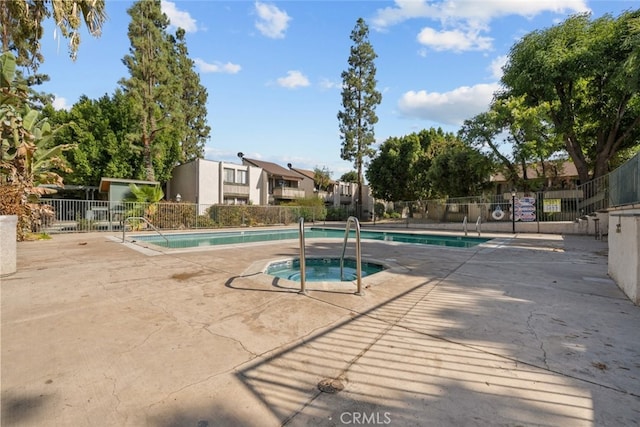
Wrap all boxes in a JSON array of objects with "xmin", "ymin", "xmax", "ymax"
[
  {"xmin": 130, "ymin": 227, "xmax": 490, "ymax": 249},
  {"xmin": 266, "ymin": 258, "xmax": 385, "ymax": 282}
]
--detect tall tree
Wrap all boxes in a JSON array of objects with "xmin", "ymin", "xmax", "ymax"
[
  {"xmin": 501, "ymin": 11, "xmax": 640, "ymax": 183},
  {"xmin": 337, "ymin": 17, "xmax": 381, "ymax": 219},
  {"xmin": 170, "ymin": 28, "xmax": 210, "ymax": 163},
  {"xmin": 0, "ymin": 0, "xmax": 107, "ymax": 72},
  {"xmin": 119, "ymin": 0, "xmax": 179, "ymax": 182}
]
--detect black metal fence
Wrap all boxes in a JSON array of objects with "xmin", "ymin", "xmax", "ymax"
[{"xmin": 379, "ymin": 190, "xmax": 582, "ymax": 225}]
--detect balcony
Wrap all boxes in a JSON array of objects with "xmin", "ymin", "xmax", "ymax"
[
  {"xmin": 223, "ymin": 183, "xmax": 250, "ymax": 196},
  {"xmin": 273, "ymin": 186, "xmax": 305, "ymax": 200}
]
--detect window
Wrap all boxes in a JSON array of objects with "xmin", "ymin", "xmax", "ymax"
[
  {"xmin": 237, "ymin": 170, "xmax": 247, "ymax": 185},
  {"xmin": 224, "ymin": 168, "xmax": 235, "ymax": 183}
]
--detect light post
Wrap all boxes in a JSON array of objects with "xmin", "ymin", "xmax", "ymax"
[
  {"xmin": 176, "ymin": 193, "xmax": 182, "ymax": 203},
  {"xmin": 511, "ymin": 189, "xmax": 516, "ymax": 233}
]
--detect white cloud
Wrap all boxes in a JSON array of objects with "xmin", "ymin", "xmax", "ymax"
[
  {"xmin": 161, "ymin": 0, "xmax": 198, "ymax": 33},
  {"xmin": 372, "ymin": 0, "xmax": 589, "ymax": 52},
  {"xmin": 194, "ymin": 58, "xmax": 241, "ymax": 74},
  {"xmin": 277, "ymin": 70, "xmax": 310, "ymax": 89},
  {"xmin": 417, "ymin": 27, "xmax": 492, "ymax": 52},
  {"xmin": 397, "ymin": 83, "xmax": 500, "ymax": 125},
  {"xmin": 254, "ymin": 2, "xmax": 291, "ymax": 39},
  {"xmin": 489, "ymin": 55, "xmax": 508, "ymax": 80},
  {"xmin": 372, "ymin": 0, "xmax": 590, "ymax": 29},
  {"xmin": 52, "ymin": 95, "xmax": 70, "ymax": 111},
  {"xmin": 319, "ymin": 78, "xmax": 339, "ymax": 90}
]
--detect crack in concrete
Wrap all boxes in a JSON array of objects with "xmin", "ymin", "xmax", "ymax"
[{"xmin": 526, "ymin": 310, "xmax": 549, "ymax": 369}]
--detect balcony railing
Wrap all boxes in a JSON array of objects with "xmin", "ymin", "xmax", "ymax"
[
  {"xmin": 223, "ymin": 183, "xmax": 250, "ymax": 196},
  {"xmin": 273, "ymin": 187, "xmax": 305, "ymax": 199}
]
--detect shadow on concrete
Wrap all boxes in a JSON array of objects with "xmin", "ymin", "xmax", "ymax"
[{"xmin": 1, "ymin": 392, "xmax": 53, "ymax": 425}]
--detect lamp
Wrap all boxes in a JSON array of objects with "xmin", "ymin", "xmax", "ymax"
[
  {"xmin": 511, "ymin": 189, "xmax": 516, "ymax": 233},
  {"xmin": 176, "ymin": 193, "xmax": 182, "ymax": 203}
]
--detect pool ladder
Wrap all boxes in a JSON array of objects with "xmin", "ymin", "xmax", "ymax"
[
  {"xmin": 122, "ymin": 216, "xmax": 168, "ymax": 245},
  {"xmin": 297, "ymin": 216, "xmax": 363, "ymax": 296},
  {"xmin": 341, "ymin": 216, "xmax": 363, "ymax": 295},
  {"xmin": 462, "ymin": 215, "xmax": 482, "ymax": 237}
]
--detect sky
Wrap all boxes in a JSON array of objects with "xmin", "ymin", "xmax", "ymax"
[{"xmin": 37, "ymin": 0, "xmax": 638, "ymax": 180}]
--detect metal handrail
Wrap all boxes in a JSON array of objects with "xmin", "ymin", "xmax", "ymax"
[
  {"xmin": 475, "ymin": 215, "xmax": 482, "ymax": 236},
  {"xmin": 298, "ymin": 217, "xmax": 307, "ymax": 295},
  {"xmin": 122, "ymin": 217, "xmax": 168, "ymax": 245},
  {"xmin": 462, "ymin": 216, "xmax": 468, "ymax": 236},
  {"xmin": 340, "ymin": 216, "xmax": 363, "ymax": 295}
]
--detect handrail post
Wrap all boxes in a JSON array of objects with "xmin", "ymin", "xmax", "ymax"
[
  {"xmin": 341, "ymin": 216, "xmax": 363, "ymax": 295},
  {"xmin": 476, "ymin": 215, "xmax": 481, "ymax": 236},
  {"xmin": 298, "ymin": 217, "xmax": 307, "ymax": 295},
  {"xmin": 463, "ymin": 216, "xmax": 468, "ymax": 236},
  {"xmin": 122, "ymin": 217, "xmax": 168, "ymax": 246}
]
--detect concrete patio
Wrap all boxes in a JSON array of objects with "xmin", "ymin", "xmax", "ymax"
[{"xmin": 1, "ymin": 228, "xmax": 639, "ymax": 426}]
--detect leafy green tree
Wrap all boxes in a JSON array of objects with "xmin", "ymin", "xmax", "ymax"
[
  {"xmin": 170, "ymin": 28, "xmax": 210, "ymax": 163},
  {"xmin": 45, "ymin": 91, "xmax": 141, "ymax": 185},
  {"xmin": 366, "ymin": 134, "xmax": 425, "ymax": 202},
  {"xmin": 501, "ymin": 11, "xmax": 640, "ymax": 183},
  {"xmin": 119, "ymin": 0, "xmax": 180, "ymax": 182},
  {"xmin": 313, "ymin": 166, "xmax": 332, "ymax": 192},
  {"xmin": 339, "ymin": 171, "xmax": 358, "ymax": 183},
  {"xmin": 337, "ymin": 17, "xmax": 381, "ymax": 219},
  {"xmin": 366, "ymin": 128, "xmax": 468, "ymax": 202},
  {"xmin": 0, "ymin": 0, "xmax": 107, "ymax": 72},
  {"xmin": 427, "ymin": 143, "xmax": 494, "ymax": 197},
  {"xmin": 460, "ymin": 95, "xmax": 562, "ymax": 190}
]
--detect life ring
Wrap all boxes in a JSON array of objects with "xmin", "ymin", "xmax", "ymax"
[{"xmin": 491, "ymin": 206, "xmax": 505, "ymax": 220}]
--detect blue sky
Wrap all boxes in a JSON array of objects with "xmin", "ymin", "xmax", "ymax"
[{"xmin": 37, "ymin": 0, "xmax": 638, "ymax": 179}]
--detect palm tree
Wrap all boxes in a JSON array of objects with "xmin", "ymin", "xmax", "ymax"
[{"xmin": 0, "ymin": 0, "xmax": 107, "ymax": 71}]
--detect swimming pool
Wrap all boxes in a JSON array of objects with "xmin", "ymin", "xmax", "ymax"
[
  {"xmin": 130, "ymin": 227, "xmax": 491, "ymax": 249},
  {"xmin": 266, "ymin": 257, "xmax": 386, "ymax": 282}
]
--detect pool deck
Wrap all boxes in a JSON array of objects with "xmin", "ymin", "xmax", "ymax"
[{"xmin": 1, "ymin": 227, "xmax": 639, "ymax": 426}]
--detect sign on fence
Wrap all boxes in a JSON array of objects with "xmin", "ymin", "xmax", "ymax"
[
  {"xmin": 543, "ymin": 199, "xmax": 561, "ymax": 213},
  {"xmin": 512, "ymin": 197, "xmax": 536, "ymax": 222}
]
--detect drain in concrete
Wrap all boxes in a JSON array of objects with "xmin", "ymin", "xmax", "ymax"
[{"xmin": 318, "ymin": 378, "xmax": 345, "ymax": 393}]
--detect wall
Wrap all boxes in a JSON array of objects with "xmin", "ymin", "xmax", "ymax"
[
  {"xmin": 247, "ymin": 165, "xmax": 262, "ymax": 204},
  {"xmin": 168, "ymin": 161, "xmax": 198, "ymax": 203},
  {"xmin": 608, "ymin": 208, "xmax": 640, "ymax": 305},
  {"xmin": 0, "ymin": 215, "xmax": 17, "ymax": 276},
  {"xmin": 198, "ymin": 159, "xmax": 220, "ymax": 205}
]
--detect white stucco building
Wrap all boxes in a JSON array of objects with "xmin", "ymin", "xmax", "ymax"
[{"xmin": 166, "ymin": 159, "xmax": 262, "ymax": 213}]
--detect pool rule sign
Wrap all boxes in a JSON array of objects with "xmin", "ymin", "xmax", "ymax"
[{"xmin": 512, "ymin": 196, "xmax": 536, "ymax": 222}]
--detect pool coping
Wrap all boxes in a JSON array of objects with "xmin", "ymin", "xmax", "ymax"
[
  {"xmin": 112, "ymin": 227, "xmax": 502, "ymax": 257},
  {"xmin": 240, "ymin": 255, "xmax": 407, "ymax": 293}
]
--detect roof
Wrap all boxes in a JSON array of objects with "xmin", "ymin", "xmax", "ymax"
[
  {"xmin": 99, "ymin": 177, "xmax": 159, "ymax": 193},
  {"xmin": 289, "ymin": 167, "xmax": 315, "ymax": 180},
  {"xmin": 242, "ymin": 158, "xmax": 303, "ymax": 181},
  {"xmin": 491, "ymin": 160, "xmax": 579, "ymax": 182},
  {"xmin": 289, "ymin": 166, "xmax": 339, "ymax": 185}
]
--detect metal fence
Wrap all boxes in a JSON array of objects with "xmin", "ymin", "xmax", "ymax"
[
  {"xmin": 379, "ymin": 190, "xmax": 582, "ymax": 225},
  {"xmin": 35, "ymin": 153, "xmax": 638, "ymax": 234},
  {"xmin": 35, "ymin": 199, "xmax": 352, "ymax": 233},
  {"xmin": 609, "ymin": 151, "xmax": 640, "ymax": 207}
]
